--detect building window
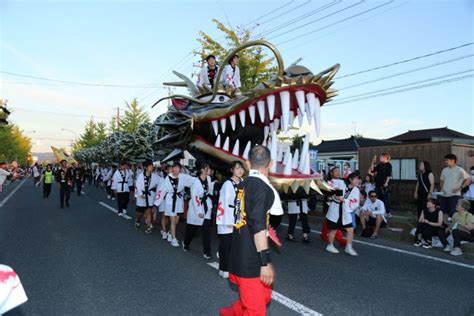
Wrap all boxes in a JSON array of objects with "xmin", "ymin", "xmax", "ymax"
[{"xmin": 390, "ymin": 159, "xmax": 417, "ymax": 180}]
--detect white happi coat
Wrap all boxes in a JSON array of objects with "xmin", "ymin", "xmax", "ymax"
[
  {"xmin": 154, "ymin": 173, "xmax": 194, "ymax": 216},
  {"xmin": 100, "ymin": 168, "xmax": 109, "ymax": 182},
  {"xmin": 326, "ymin": 182, "xmax": 360, "ymax": 226},
  {"xmin": 221, "ymin": 64, "xmax": 241, "ymax": 88},
  {"xmin": 111, "ymin": 169, "xmax": 131, "ymax": 193},
  {"xmin": 187, "ymin": 176, "xmax": 214, "ymax": 226},
  {"xmin": 103, "ymin": 169, "xmax": 113, "ymax": 187},
  {"xmin": 135, "ymin": 172, "xmax": 161, "ymax": 208},
  {"xmin": 197, "ymin": 65, "xmax": 218, "ymax": 89},
  {"xmin": 216, "ymin": 179, "xmax": 239, "ymax": 235},
  {"xmin": 287, "ymin": 199, "xmax": 309, "ymax": 215}
]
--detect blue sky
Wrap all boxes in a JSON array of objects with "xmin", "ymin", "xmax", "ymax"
[{"xmin": 1, "ymin": 0, "xmax": 473, "ymax": 152}]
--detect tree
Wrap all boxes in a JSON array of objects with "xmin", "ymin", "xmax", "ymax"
[
  {"xmin": 119, "ymin": 99, "xmax": 150, "ymax": 133},
  {"xmin": 0, "ymin": 100, "xmax": 32, "ymax": 165},
  {"xmin": 290, "ymin": 134, "xmax": 304, "ymax": 152},
  {"xmin": 197, "ymin": 19, "xmax": 276, "ymax": 92},
  {"xmin": 108, "ymin": 115, "xmax": 120, "ymax": 134},
  {"xmin": 73, "ymin": 117, "xmax": 109, "ymax": 152},
  {"xmin": 96, "ymin": 122, "xmax": 107, "ymax": 142}
]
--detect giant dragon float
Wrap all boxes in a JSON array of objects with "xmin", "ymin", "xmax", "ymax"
[{"xmin": 75, "ymin": 40, "xmax": 340, "ymax": 196}]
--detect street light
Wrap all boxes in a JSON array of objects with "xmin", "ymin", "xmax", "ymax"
[{"xmin": 61, "ymin": 128, "xmax": 78, "ymax": 151}]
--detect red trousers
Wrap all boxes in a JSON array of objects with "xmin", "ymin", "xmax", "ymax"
[
  {"xmin": 320, "ymin": 220, "xmax": 347, "ymax": 247},
  {"xmin": 220, "ymin": 273, "xmax": 272, "ymax": 316}
]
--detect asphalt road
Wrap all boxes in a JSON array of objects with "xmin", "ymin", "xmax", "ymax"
[{"xmin": 1, "ymin": 179, "xmax": 473, "ymax": 316}]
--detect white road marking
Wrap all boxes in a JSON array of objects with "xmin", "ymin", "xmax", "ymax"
[
  {"xmin": 207, "ymin": 262, "xmax": 322, "ymax": 315},
  {"xmin": 0, "ymin": 177, "xmax": 29, "ymax": 207},
  {"xmin": 280, "ymin": 223, "xmax": 474, "ymax": 270},
  {"xmin": 98, "ymin": 202, "xmax": 132, "ymax": 220}
]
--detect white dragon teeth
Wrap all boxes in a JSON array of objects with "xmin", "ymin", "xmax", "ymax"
[
  {"xmin": 223, "ymin": 136, "xmax": 230, "ymax": 151},
  {"xmin": 248, "ymin": 105, "xmax": 256, "ymax": 124},
  {"xmin": 212, "ymin": 121, "xmax": 218, "ymax": 135},
  {"xmin": 305, "ymin": 103, "xmax": 312, "ymax": 126},
  {"xmin": 214, "ymin": 134, "xmax": 221, "ymax": 148},
  {"xmin": 257, "ymin": 100, "xmax": 266, "ymax": 122},
  {"xmin": 220, "ymin": 118, "xmax": 227, "ymax": 133},
  {"xmin": 239, "ymin": 110, "xmax": 246, "ymax": 127},
  {"xmin": 273, "ymin": 118, "xmax": 280, "ymax": 131},
  {"xmin": 230, "ymin": 114, "xmax": 236, "ymax": 131},
  {"xmin": 280, "ymin": 91, "xmax": 290, "ymax": 133},
  {"xmin": 297, "ymin": 108, "xmax": 304, "ymax": 128},
  {"xmin": 306, "ymin": 92, "xmax": 317, "ymax": 117},
  {"xmin": 283, "ymin": 151, "xmax": 293, "ymax": 175},
  {"xmin": 267, "ymin": 95, "xmax": 275, "ymax": 120},
  {"xmin": 295, "ymin": 90, "xmax": 306, "ymax": 114},
  {"xmin": 232, "ymin": 139, "xmax": 240, "ymax": 156},
  {"xmin": 292, "ymin": 148, "xmax": 300, "ymax": 170},
  {"xmin": 242, "ymin": 141, "xmax": 251, "ymax": 160},
  {"xmin": 298, "ymin": 133, "xmax": 309, "ymax": 173},
  {"xmin": 314, "ymin": 97, "xmax": 321, "ymax": 137},
  {"xmin": 302, "ymin": 152, "xmax": 311, "ymax": 175}
]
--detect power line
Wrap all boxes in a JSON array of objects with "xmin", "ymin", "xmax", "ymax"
[
  {"xmin": 332, "ymin": 69, "xmax": 474, "ymax": 103},
  {"xmin": 243, "ymin": 0, "xmax": 296, "ymax": 27},
  {"xmin": 275, "ymin": 0, "xmax": 394, "ymax": 45},
  {"xmin": 254, "ymin": 0, "xmax": 341, "ymax": 39},
  {"xmin": 257, "ymin": 0, "xmax": 312, "ymax": 26},
  {"xmin": 336, "ymin": 42, "xmax": 474, "ymax": 79},
  {"xmin": 338, "ymin": 54, "xmax": 474, "ymax": 90},
  {"xmin": 329, "ymin": 73, "xmax": 474, "ymax": 106},
  {"xmin": 269, "ymin": 0, "xmax": 365, "ymax": 41},
  {"xmin": 0, "ymin": 71, "xmax": 161, "ymax": 88}
]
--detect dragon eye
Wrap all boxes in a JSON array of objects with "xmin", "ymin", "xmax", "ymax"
[{"xmin": 214, "ymin": 94, "xmax": 230, "ymax": 103}]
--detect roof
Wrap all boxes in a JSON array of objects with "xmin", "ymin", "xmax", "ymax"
[
  {"xmin": 314, "ymin": 136, "xmax": 400, "ymax": 153},
  {"xmin": 388, "ymin": 127, "xmax": 474, "ymax": 142}
]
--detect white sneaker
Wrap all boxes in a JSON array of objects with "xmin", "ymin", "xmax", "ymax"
[
  {"xmin": 450, "ymin": 247, "xmax": 462, "ymax": 256},
  {"xmin": 167, "ymin": 232, "xmax": 172, "ymax": 242},
  {"xmin": 111, "ymin": 197, "xmax": 115, "ymax": 201},
  {"xmin": 443, "ymin": 245, "xmax": 452, "ymax": 252},
  {"xmin": 345, "ymin": 245, "xmax": 358, "ymax": 256},
  {"xmin": 161, "ymin": 231, "xmax": 167, "ymax": 240},
  {"xmin": 216, "ymin": 251, "xmax": 220, "ymax": 259},
  {"xmin": 171, "ymin": 239, "xmax": 179, "ymax": 247},
  {"xmin": 107, "ymin": 195, "xmax": 111, "ymax": 199},
  {"xmin": 118, "ymin": 212, "xmax": 123, "ymax": 217},
  {"xmin": 122, "ymin": 209, "xmax": 127, "ymax": 215},
  {"xmin": 326, "ymin": 244, "xmax": 339, "ymax": 254}
]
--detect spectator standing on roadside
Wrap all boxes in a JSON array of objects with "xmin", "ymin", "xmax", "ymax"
[{"xmin": 369, "ymin": 153, "xmax": 393, "ymax": 217}]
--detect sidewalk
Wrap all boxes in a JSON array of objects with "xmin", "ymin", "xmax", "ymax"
[{"xmin": 304, "ymin": 206, "xmax": 474, "ymax": 258}]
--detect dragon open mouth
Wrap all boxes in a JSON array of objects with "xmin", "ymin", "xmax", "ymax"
[{"xmin": 191, "ymin": 82, "xmax": 327, "ymax": 182}]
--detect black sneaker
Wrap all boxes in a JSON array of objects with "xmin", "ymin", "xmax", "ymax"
[
  {"xmin": 145, "ymin": 227, "xmax": 152, "ymax": 234},
  {"xmin": 203, "ymin": 254, "xmax": 212, "ymax": 260},
  {"xmin": 302, "ymin": 236, "xmax": 311, "ymax": 243},
  {"xmin": 413, "ymin": 240, "xmax": 423, "ymax": 247},
  {"xmin": 286, "ymin": 235, "xmax": 298, "ymax": 242},
  {"xmin": 135, "ymin": 222, "xmax": 141, "ymax": 229}
]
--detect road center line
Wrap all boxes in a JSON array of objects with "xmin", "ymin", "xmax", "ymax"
[
  {"xmin": 98, "ymin": 202, "xmax": 132, "ymax": 220},
  {"xmin": 0, "ymin": 177, "xmax": 29, "ymax": 208},
  {"xmin": 280, "ymin": 223, "xmax": 474, "ymax": 270},
  {"xmin": 207, "ymin": 262, "xmax": 322, "ymax": 316}
]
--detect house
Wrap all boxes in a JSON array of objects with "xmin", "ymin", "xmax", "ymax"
[
  {"xmin": 359, "ymin": 127, "xmax": 474, "ymax": 205},
  {"xmin": 312, "ymin": 136, "xmax": 399, "ymax": 172}
]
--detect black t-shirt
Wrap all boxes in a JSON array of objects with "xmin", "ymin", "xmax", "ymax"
[
  {"xmin": 374, "ymin": 163, "xmax": 392, "ymax": 187},
  {"xmin": 229, "ymin": 176, "xmax": 275, "ymax": 278}
]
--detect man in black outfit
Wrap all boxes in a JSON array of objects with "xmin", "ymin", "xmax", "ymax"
[
  {"xmin": 56, "ymin": 159, "xmax": 73, "ymax": 208},
  {"xmin": 74, "ymin": 163, "xmax": 85, "ymax": 196},
  {"xmin": 369, "ymin": 153, "xmax": 393, "ymax": 216},
  {"xmin": 220, "ymin": 146, "xmax": 275, "ymax": 316}
]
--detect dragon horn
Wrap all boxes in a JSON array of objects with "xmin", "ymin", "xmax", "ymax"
[{"xmin": 163, "ymin": 71, "xmax": 200, "ymax": 96}]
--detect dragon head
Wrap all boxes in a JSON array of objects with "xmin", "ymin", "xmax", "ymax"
[{"xmin": 152, "ymin": 40, "xmax": 339, "ymax": 195}]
